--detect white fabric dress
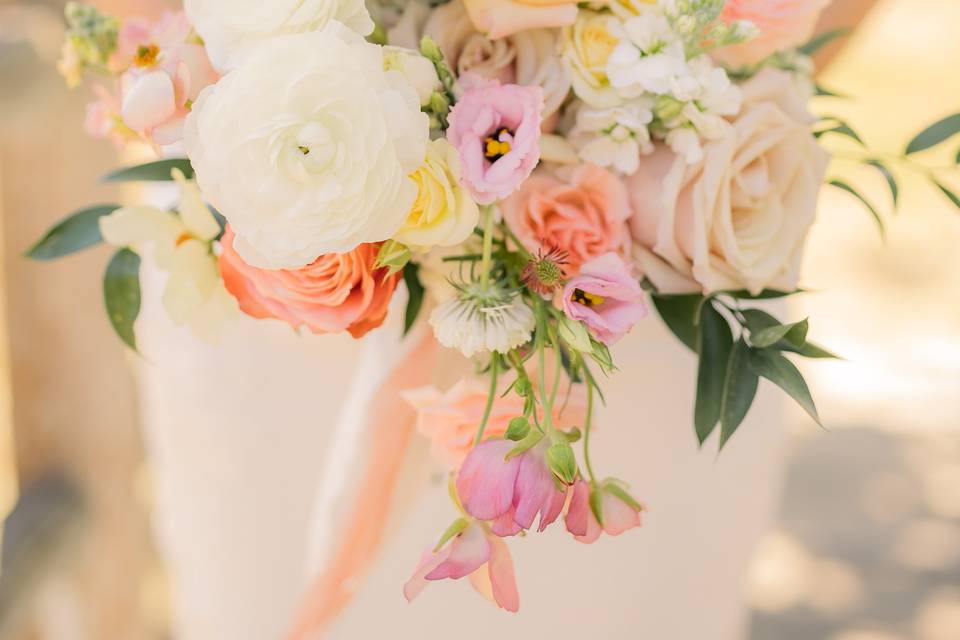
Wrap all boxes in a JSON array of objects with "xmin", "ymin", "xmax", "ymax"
[{"xmin": 134, "ymin": 267, "xmax": 788, "ymax": 640}]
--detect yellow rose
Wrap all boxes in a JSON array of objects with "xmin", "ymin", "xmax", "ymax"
[
  {"xmin": 394, "ymin": 139, "xmax": 480, "ymax": 251},
  {"xmin": 563, "ymin": 11, "xmax": 622, "ymax": 108}
]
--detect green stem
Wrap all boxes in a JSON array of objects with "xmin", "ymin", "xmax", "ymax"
[
  {"xmin": 479, "ymin": 205, "xmax": 495, "ymax": 289},
  {"xmin": 583, "ymin": 378, "xmax": 598, "ymax": 484},
  {"xmin": 500, "ymin": 222, "xmax": 533, "ymax": 261},
  {"xmin": 474, "ymin": 356, "xmax": 499, "ymax": 446}
]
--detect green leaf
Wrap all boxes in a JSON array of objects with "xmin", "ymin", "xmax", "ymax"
[
  {"xmin": 652, "ymin": 294, "xmax": 703, "ymax": 352},
  {"xmin": 719, "ymin": 339, "xmax": 759, "ymax": 449},
  {"xmin": 955, "ymin": 147, "xmax": 960, "ymax": 165},
  {"xmin": 829, "ymin": 179, "xmax": 885, "ymax": 236},
  {"xmin": 933, "ymin": 179, "xmax": 960, "ymax": 210},
  {"xmin": 103, "ymin": 248, "xmax": 141, "ymax": 351},
  {"xmin": 25, "ymin": 204, "xmax": 118, "ymax": 260},
  {"xmin": 751, "ymin": 318, "xmax": 809, "ymax": 349},
  {"xmin": 740, "ymin": 308, "xmax": 781, "ymax": 333},
  {"xmin": 786, "ymin": 341, "xmax": 841, "ymax": 360},
  {"xmin": 866, "ymin": 159, "xmax": 899, "ymax": 209},
  {"xmin": 799, "ymin": 27, "xmax": 851, "ymax": 56},
  {"xmin": 721, "ymin": 289, "xmax": 800, "ymax": 300},
  {"xmin": 694, "ymin": 303, "xmax": 734, "ymax": 445},
  {"xmin": 816, "ymin": 123, "xmax": 864, "ymax": 147},
  {"xmin": 749, "ymin": 349, "xmax": 821, "ymax": 426},
  {"xmin": 814, "ymin": 84, "xmax": 846, "ymax": 98},
  {"xmin": 589, "ymin": 339, "xmax": 615, "ymax": 374},
  {"xmin": 103, "ymin": 158, "xmax": 194, "ymax": 182},
  {"xmin": 905, "ymin": 112, "xmax": 960, "ymax": 155},
  {"xmin": 546, "ymin": 442, "xmax": 578, "ymax": 484},
  {"xmin": 402, "ymin": 264, "xmax": 424, "ymax": 337},
  {"xmin": 505, "ymin": 417, "xmax": 531, "ymax": 441},
  {"xmin": 433, "ymin": 517, "xmax": 469, "ymax": 552}
]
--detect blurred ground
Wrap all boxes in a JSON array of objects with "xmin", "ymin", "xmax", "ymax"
[{"xmin": 746, "ymin": 1, "xmax": 960, "ymax": 638}]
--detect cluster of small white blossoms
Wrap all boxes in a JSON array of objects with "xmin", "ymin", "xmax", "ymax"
[{"xmin": 561, "ymin": 0, "xmax": 757, "ymax": 171}]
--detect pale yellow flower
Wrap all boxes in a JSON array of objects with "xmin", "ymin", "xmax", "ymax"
[{"xmin": 393, "ymin": 139, "xmax": 480, "ymax": 251}]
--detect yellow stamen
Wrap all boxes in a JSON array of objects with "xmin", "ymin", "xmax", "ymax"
[
  {"xmin": 134, "ymin": 44, "xmax": 161, "ymax": 67},
  {"xmin": 483, "ymin": 127, "xmax": 514, "ymax": 161},
  {"xmin": 572, "ymin": 288, "xmax": 605, "ymax": 307}
]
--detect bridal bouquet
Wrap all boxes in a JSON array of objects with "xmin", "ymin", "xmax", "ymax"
[{"xmin": 31, "ymin": 0, "xmax": 960, "ymax": 633}]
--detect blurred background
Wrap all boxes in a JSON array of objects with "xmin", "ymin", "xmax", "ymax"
[{"xmin": 0, "ymin": 0, "xmax": 958, "ymax": 638}]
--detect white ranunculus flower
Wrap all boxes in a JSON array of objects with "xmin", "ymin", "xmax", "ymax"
[
  {"xmin": 184, "ymin": 25, "xmax": 430, "ymax": 270},
  {"xmin": 184, "ymin": 0, "xmax": 374, "ymax": 71}
]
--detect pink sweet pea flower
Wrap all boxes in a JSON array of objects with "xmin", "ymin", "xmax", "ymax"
[
  {"xmin": 562, "ymin": 252, "xmax": 647, "ymax": 345},
  {"xmin": 404, "ymin": 520, "xmax": 519, "ymax": 612},
  {"xmin": 446, "ymin": 73, "xmax": 544, "ymax": 205},
  {"xmin": 565, "ymin": 478, "xmax": 645, "ymax": 544},
  {"xmin": 456, "ymin": 439, "xmax": 567, "ymax": 536},
  {"xmin": 118, "ymin": 11, "xmax": 218, "ymax": 148}
]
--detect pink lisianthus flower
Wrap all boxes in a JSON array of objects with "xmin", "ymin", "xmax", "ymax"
[
  {"xmin": 446, "ymin": 73, "xmax": 544, "ymax": 205},
  {"xmin": 716, "ymin": 0, "xmax": 833, "ymax": 67},
  {"xmin": 565, "ymin": 478, "xmax": 645, "ymax": 544},
  {"xmin": 456, "ymin": 439, "xmax": 567, "ymax": 537},
  {"xmin": 561, "ymin": 253, "xmax": 647, "ymax": 345},
  {"xmin": 404, "ymin": 520, "xmax": 519, "ymax": 612},
  {"xmin": 117, "ymin": 11, "xmax": 218, "ymax": 148}
]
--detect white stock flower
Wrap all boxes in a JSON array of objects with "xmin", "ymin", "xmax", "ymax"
[
  {"xmin": 429, "ymin": 284, "xmax": 535, "ymax": 358},
  {"xmin": 184, "ymin": 0, "xmax": 374, "ymax": 71},
  {"xmin": 98, "ymin": 169, "xmax": 238, "ymax": 343},
  {"xmin": 606, "ymin": 9, "xmax": 687, "ymax": 97},
  {"xmin": 572, "ymin": 99, "xmax": 654, "ymax": 174},
  {"xmin": 184, "ymin": 25, "xmax": 430, "ymax": 269}
]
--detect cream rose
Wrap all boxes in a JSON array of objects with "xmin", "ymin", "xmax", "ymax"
[
  {"xmin": 392, "ymin": 0, "xmax": 571, "ymax": 120},
  {"xmin": 562, "ymin": 10, "xmax": 623, "ymax": 108},
  {"xmin": 393, "ymin": 139, "xmax": 480, "ymax": 251},
  {"xmin": 184, "ymin": 25, "xmax": 429, "ymax": 269},
  {"xmin": 184, "ymin": 0, "xmax": 374, "ymax": 71},
  {"xmin": 627, "ymin": 68, "xmax": 830, "ymax": 295}
]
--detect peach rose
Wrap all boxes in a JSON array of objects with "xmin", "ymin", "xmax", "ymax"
[
  {"xmin": 402, "ymin": 375, "xmax": 585, "ymax": 470},
  {"xmin": 501, "ymin": 163, "xmax": 632, "ymax": 272},
  {"xmin": 627, "ymin": 68, "xmax": 830, "ymax": 295},
  {"xmin": 716, "ymin": 0, "xmax": 833, "ymax": 67},
  {"xmin": 461, "ymin": 0, "xmax": 577, "ymax": 40},
  {"xmin": 218, "ymin": 226, "xmax": 399, "ymax": 338}
]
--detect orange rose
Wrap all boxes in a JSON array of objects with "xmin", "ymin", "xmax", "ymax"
[
  {"xmin": 500, "ymin": 164, "xmax": 633, "ymax": 273},
  {"xmin": 218, "ymin": 226, "xmax": 399, "ymax": 338}
]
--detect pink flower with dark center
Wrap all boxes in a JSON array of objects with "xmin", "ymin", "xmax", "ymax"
[
  {"xmin": 446, "ymin": 73, "xmax": 544, "ymax": 204},
  {"xmin": 562, "ymin": 252, "xmax": 647, "ymax": 345}
]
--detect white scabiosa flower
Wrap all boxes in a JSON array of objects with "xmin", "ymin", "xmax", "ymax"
[
  {"xmin": 184, "ymin": 24, "xmax": 430, "ymax": 269},
  {"xmin": 429, "ymin": 283, "xmax": 535, "ymax": 358},
  {"xmin": 184, "ymin": 0, "xmax": 374, "ymax": 71}
]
